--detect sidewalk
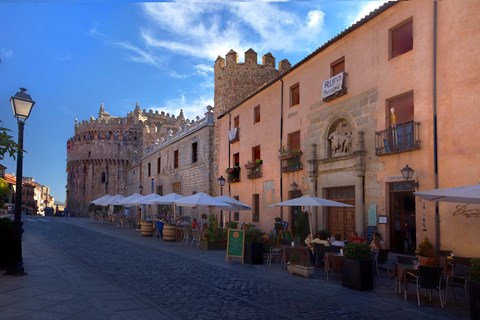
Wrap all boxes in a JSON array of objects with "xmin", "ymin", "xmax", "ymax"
[{"xmin": 0, "ymin": 216, "xmax": 470, "ymax": 320}]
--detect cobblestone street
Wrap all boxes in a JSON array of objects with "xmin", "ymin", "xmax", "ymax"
[{"xmin": 0, "ymin": 216, "xmax": 468, "ymax": 320}]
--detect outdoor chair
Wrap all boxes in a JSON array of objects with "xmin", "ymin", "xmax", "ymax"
[
  {"xmin": 313, "ymin": 243, "xmax": 326, "ymax": 267},
  {"xmin": 191, "ymin": 228, "xmax": 201, "ymax": 248},
  {"xmin": 405, "ymin": 265, "xmax": 445, "ymax": 308},
  {"xmin": 179, "ymin": 227, "xmax": 190, "ymax": 246},
  {"xmin": 445, "ymin": 256, "xmax": 471, "ymax": 305},
  {"xmin": 267, "ymin": 246, "xmax": 282, "ymax": 268},
  {"xmin": 373, "ymin": 249, "xmax": 390, "ymax": 275}
]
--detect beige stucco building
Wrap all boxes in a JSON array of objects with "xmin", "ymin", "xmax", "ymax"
[{"xmin": 216, "ymin": 1, "xmax": 480, "ymax": 257}]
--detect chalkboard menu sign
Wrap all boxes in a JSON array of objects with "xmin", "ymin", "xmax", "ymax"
[
  {"xmin": 225, "ymin": 229, "xmax": 245, "ymax": 263},
  {"xmin": 367, "ymin": 226, "xmax": 378, "ymax": 242}
]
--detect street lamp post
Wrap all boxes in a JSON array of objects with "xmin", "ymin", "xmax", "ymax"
[
  {"xmin": 8, "ymin": 88, "xmax": 35, "ymax": 276},
  {"xmin": 217, "ymin": 175, "xmax": 226, "ymax": 227}
]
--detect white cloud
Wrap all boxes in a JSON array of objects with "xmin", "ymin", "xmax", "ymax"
[
  {"xmin": 140, "ymin": 2, "xmax": 326, "ymax": 60},
  {"xmin": 0, "ymin": 48, "xmax": 14, "ymax": 59},
  {"xmin": 170, "ymin": 71, "xmax": 188, "ymax": 79},
  {"xmin": 194, "ymin": 64, "xmax": 213, "ymax": 77},
  {"xmin": 348, "ymin": 1, "xmax": 391, "ymax": 25},
  {"xmin": 151, "ymin": 94, "xmax": 214, "ymax": 121}
]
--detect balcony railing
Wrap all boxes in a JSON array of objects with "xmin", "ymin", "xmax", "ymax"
[
  {"xmin": 281, "ymin": 156, "xmax": 303, "ymax": 173},
  {"xmin": 229, "ymin": 127, "xmax": 239, "ymax": 143},
  {"xmin": 246, "ymin": 164, "xmax": 262, "ymax": 179},
  {"xmin": 375, "ymin": 121, "xmax": 421, "ymax": 156}
]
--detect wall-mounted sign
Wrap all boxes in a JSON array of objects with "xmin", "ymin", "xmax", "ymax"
[{"xmin": 322, "ymin": 72, "xmax": 346, "ymax": 101}]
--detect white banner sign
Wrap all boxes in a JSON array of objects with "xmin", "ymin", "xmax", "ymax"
[{"xmin": 322, "ymin": 72, "xmax": 344, "ymax": 99}]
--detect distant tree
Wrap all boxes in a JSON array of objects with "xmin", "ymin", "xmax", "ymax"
[
  {"xmin": 0, "ymin": 121, "xmax": 19, "ymax": 160},
  {"xmin": 0, "ymin": 177, "xmax": 8, "ymax": 208}
]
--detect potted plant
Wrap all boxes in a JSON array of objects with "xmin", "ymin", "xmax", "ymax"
[
  {"xmin": 255, "ymin": 159, "xmax": 263, "ymax": 165},
  {"xmin": 342, "ymin": 242, "xmax": 374, "ymax": 291},
  {"xmin": 469, "ymin": 258, "xmax": 480, "ymax": 319},
  {"xmin": 287, "ymin": 250, "xmax": 314, "ymax": 278},
  {"xmin": 200, "ymin": 214, "xmax": 226, "ymax": 250},
  {"xmin": 226, "ymin": 221, "xmax": 238, "ymax": 229},
  {"xmin": 244, "ymin": 227, "xmax": 264, "ymax": 265},
  {"xmin": 416, "ymin": 237, "xmax": 435, "ymax": 266}
]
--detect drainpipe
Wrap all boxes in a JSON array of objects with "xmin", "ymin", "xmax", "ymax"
[
  {"xmin": 433, "ymin": 0, "xmax": 440, "ymax": 256},
  {"xmin": 279, "ymin": 79, "xmax": 284, "ymax": 220}
]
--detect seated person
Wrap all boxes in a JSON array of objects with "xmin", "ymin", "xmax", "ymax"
[
  {"xmin": 311, "ymin": 232, "xmax": 330, "ymax": 246},
  {"xmin": 304, "ymin": 232, "xmax": 314, "ymax": 252},
  {"xmin": 330, "ymin": 234, "xmax": 345, "ymax": 247},
  {"xmin": 369, "ymin": 232, "xmax": 382, "ymax": 253},
  {"xmin": 348, "ymin": 231, "xmax": 365, "ymax": 244},
  {"xmin": 191, "ymin": 218, "xmax": 198, "ymax": 229}
]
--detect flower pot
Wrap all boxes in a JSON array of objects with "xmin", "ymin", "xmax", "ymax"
[
  {"xmin": 417, "ymin": 255, "xmax": 435, "ymax": 266},
  {"xmin": 342, "ymin": 258, "xmax": 373, "ymax": 291},
  {"xmin": 287, "ymin": 264, "xmax": 315, "ymax": 278}
]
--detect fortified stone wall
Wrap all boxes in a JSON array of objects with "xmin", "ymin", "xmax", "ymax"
[{"xmin": 66, "ymin": 102, "xmax": 191, "ymax": 216}]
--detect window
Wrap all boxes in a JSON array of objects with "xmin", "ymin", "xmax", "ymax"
[
  {"xmin": 387, "ymin": 91, "xmax": 414, "ymax": 126},
  {"xmin": 148, "ymin": 163, "xmax": 151, "ymax": 177},
  {"xmin": 174, "ymin": 150, "xmax": 179, "ymax": 168},
  {"xmin": 157, "ymin": 157, "xmax": 161, "ymax": 174},
  {"xmin": 288, "ymin": 131, "xmax": 301, "ymax": 151},
  {"xmin": 101, "ymin": 172, "xmax": 106, "ymax": 183},
  {"xmin": 192, "ymin": 142, "xmax": 198, "ymax": 163},
  {"xmin": 290, "ymin": 83, "xmax": 300, "ymax": 107},
  {"xmin": 331, "ymin": 57, "xmax": 345, "ymax": 76},
  {"xmin": 234, "ymin": 115, "xmax": 239, "ymax": 128},
  {"xmin": 390, "ymin": 19, "xmax": 413, "ymax": 59},
  {"xmin": 172, "ymin": 182, "xmax": 181, "ymax": 194},
  {"xmin": 252, "ymin": 194, "xmax": 259, "ymax": 222},
  {"xmin": 254, "ymin": 105, "xmax": 260, "ymax": 124},
  {"xmin": 233, "ymin": 153, "xmax": 240, "ymax": 167},
  {"xmin": 252, "ymin": 145, "xmax": 261, "ymax": 162},
  {"xmin": 233, "ymin": 196, "xmax": 240, "ymax": 221}
]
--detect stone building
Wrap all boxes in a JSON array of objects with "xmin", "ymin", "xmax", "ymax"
[
  {"xmin": 128, "ymin": 106, "xmax": 215, "ymax": 221},
  {"xmin": 66, "ymin": 102, "xmax": 188, "ymax": 216},
  {"xmin": 216, "ymin": 1, "xmax": 480, "ymax": 257}
]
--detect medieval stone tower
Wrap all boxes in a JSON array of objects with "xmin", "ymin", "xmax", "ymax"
[
  {"xmin": 66, "ymin": 102, "xmax": 187, "ymax": 216},
  {"xmin": 213, "ymin": 49, "xmax": 291, "ymax": 181}
]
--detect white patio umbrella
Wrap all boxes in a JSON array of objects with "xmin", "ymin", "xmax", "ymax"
[
  {"xmin": 174, "ymin": 192, "xmax": 232, "ymax": 208},
  {"xmin": 149, "ymin": 192, "xmax": 184, "ymax": 222},
  {"xmin": 91, "ymin": 194, "xmax": 113, "ymax": 206},
  {"xmin": 106, "ymin": 194, "xmax": 126, "ymax": 206},
  {"xmin": 119, "ymin": 193, "xmax": 143, "ymax": 206},
  {"xmin": 140, "ymin": 193, "xmax": 164, "ymax": 205},
  {"xmin": 215, "ymin": 195, "xmax": 252, "ymax": 211},
  {"xmin": 271, "ymin": 195, "xmax": 353, "ymax": 236},
  {"xmin": 414, "ymin": 184, "xmax": 480, "ymax": 204}
]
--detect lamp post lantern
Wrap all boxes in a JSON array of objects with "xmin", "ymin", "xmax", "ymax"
[
  {"xmin": 8, "ymin": 88, "xmax": 35, "ymax": 276},
  {"xmin": 217, "ymin": 175, "xmax": 226, "ymax": 227},
  {"xmin": 400, "ymin": 164, "xmax": 419, "ymax": 189}
]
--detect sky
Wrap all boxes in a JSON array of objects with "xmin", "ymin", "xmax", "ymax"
[{"xmin": 0, "ymin": 0, "xmax": 388, "ymax": 203}]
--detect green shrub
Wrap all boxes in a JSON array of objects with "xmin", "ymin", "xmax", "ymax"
[
  {"xmin": 344, "ymin": 242, "xmax": 372, "ymax": 261},
  {"xmin": 470, "ymin": 258, "xmax": 480, "ymax": 281}
]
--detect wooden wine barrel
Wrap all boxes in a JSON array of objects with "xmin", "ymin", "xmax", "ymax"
[
  {"xmin": 163, "ymin": 224, "xmax": 177, "ymax": 242},
  {"xmin": 140, "ymin": 221, "xmax": 154, "ymax": 237}
]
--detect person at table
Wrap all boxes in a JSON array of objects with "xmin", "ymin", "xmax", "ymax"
[
  {"xmin": 330, "ymin": 234, "xmax": 345, "ymax": 247},
  {"xmin": 311, "ymin": 232, "xmax": 330, "ymax": 246},
  {"xmin": 304, "ymin": 232, "xmax": 315, "ymax": 264},
  {"xmin": 191, "ymin": 218, "xmax": 198, "ymax": 229},
  {"xmin": 369, "ymin": 232, "xmax": 382, "ymax": 253},
  {"xmin": 348, "ymin": 231, "xmax": 365, "ymax": 244}
]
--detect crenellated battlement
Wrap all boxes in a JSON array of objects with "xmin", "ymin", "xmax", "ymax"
[{"xmin": 214, "ymin": 48, "xmax": 289, "ymax": 72}]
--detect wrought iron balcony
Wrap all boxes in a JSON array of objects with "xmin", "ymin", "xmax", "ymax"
[
  {"xmin": 281, "ymin": 156, "xmax": 303, "ymax": 173},
  {"xmin": 375, "ymin": 121, "xmax": 421, "ymax": 156}
]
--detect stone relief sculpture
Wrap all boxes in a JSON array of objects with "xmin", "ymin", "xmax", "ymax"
[{"xmin": 328, "ymin": 119, "xmax": 353, "ymax": 156}]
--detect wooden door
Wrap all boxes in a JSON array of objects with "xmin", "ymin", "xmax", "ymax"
[{"xmin": 327, "ymin": 186, "xmax": 355, "ymax": 240}]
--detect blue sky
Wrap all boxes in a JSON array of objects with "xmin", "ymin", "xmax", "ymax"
[{"xmin": 0, "ymin": 1, "xmax": 388, "ymax": 203}]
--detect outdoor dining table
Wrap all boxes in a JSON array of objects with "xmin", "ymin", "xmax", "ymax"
[{"xmin": 324, "ymin": 252, "xmax": 344, "ymax": 281}]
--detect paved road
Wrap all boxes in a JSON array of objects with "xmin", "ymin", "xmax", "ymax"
[{"xmin": 6, "ymin": 216, "xmax": 468, "ymax": 319}]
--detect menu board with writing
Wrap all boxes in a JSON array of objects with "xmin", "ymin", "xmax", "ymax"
[{"xmin": 225, "ymin": 229, "xmax": 245, "ymax": 263}]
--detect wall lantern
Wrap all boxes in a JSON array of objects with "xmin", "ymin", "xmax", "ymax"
[
  {"xmin": 290, "ymin": 181, "xmax": 298, "ymax": 191},
  {"xmin": 401, "ymin": 164, "xmax": 419, "ymax": 189}
]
